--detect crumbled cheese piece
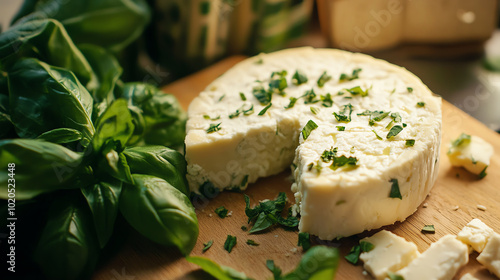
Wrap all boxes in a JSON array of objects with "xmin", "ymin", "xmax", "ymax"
[
  {"xmin": 459, "ymin": 273, "xmax": 479, "ymax": 280},
  {"xmin": 477, "ymin": 205, "xmax": 487, "ymax": 211},
  {"xmin": 452, "ymin": 205, "xmax": 459, "ymax": 211},
  {"xmin": 476, "ymin": 233, "xmax": 500, "ymax": 278},
  {"xmin": 447, "ymin": 134, "xmax": 494, "ymax": 175},
  {"xmin": 227, "ymin": 211, "xmax": 233, "ymax": 217},
  {"xmin": 457, "ymin": 218, "xmax": 494, "ymax": 253},
  {"xmin": 422, "ymin": 203, "xmax": 428, "ymax": 208}
]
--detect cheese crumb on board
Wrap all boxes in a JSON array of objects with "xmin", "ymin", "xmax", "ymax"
[
  {"xmin": 359, "ymin": 230, "xmax": 419, "ymax": 280},
  {"xmin": 457, "ymin": 218, "xmax": 494, "ymax": 253},
  {"xmin": 391, "ymin": 235, "xmax": 468, "ymax": 280},
  {"xmin": 477, "ymin": 205, "xmax": 487, "ymax": 211},
  {"xmin": 447, "ymin": 134, "xmax": 494, "ymax": 177},
  {"xmin": 476, "ymin": 233, "xmax": 500, "ymax": 278}
]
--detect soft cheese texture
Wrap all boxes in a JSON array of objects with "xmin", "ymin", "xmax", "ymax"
[
  {"xmin": 477, "ymin": 233, "xmax": 500, "ymax": 278},
  {"xmin": 359, "ymin": 230, "xmax": 419, "ymax": 280},
  {"xmin": 185, "ymin": 47, "xmax": 442, "ymax": 239},
  {"xmin": 457, "ymin": 218, "xmax": 495, "ymax": 253},
  {"xmin": 448, "ymin": 134, "xmax": 493, "ymax": 175},
  {"xmin": 392, "ymin": 235, "xmax": 468, "ymax": 280}
]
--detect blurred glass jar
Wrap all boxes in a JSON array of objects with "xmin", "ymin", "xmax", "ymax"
[
  {"xmin": 317, "ymin": 0, "xmax": 498, "ymax": 52},
  {"xmin": 147, "ymin": 0, "xmax": 314, "ymax": 77}
]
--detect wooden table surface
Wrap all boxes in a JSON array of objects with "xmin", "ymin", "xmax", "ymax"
[{"xmin": 93, "ymin": 56, "xmax": 500, "ymax": 280}]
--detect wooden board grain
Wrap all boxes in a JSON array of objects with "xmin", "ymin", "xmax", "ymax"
[{"xmin": 93, "ymin": 56, "xmax": 500, "ymax": 280}]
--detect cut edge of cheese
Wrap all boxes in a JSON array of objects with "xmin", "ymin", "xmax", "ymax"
[
  {"xmin": 457, "ymin": 218, "xmax": 495, "ymax": 253},
  {"xmin": 476, "ymin": 232, "xmax": 500, "ymax": 278}
]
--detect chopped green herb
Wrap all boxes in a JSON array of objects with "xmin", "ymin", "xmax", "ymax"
[
  {"xmin": 360, "ymin": 241, "xmax": 375, "ymax": 253},
  {"xmin": 224, "ymin": 235, "xmax": 237, "ymax": 253},
  {"xmin": 350, "ymin": 146, "xmax": 355, "ymax": 153},
  {"xmin": 240, "ymin": 175, "xmax": 249, "ymax": 188},
  {"xmin": 357, "ymin": 110, "xmax": 372, "ymax": 116},
  {"xmin": 331, "ymin": 155, "xmax": 358, "ymax": 170},
  {"xmin": 246, "ymin": 239, "xmax": 260, "ymax": 246},
  {"xmin": 337, "ymin": 126, "xmax": 345, "ymax": 131},
  {"xmin": 407, "ymin": 87, "xmax": 413, "ymax": 93},
  {"xmin": 317, "ymin": 71, "xmax": 332, "ymax": 87},
  {"xmin": 337, "ymin": 90, "xmax": 345, "ymax": 96},
  {"xmin": 345, "ymin": 244, "xmax": 361, "ymax": 264},
  {"xmin": 292, "ymin": 70, "xmax": 308, "ymax": 85},
  {"xmin": 303, "ymin": 89, "xmax": 319, "ymax": 104},
  {"xmin": 390, "ymin": 88, "xmax": 396, "ymax": 94},
  {"xmin": 451, "ymin": 133, "xmax": 471, "ymax": 148},
  {"xmin": 214, "ymin": 206, "xmax": 229, "ymax": 218},
  {"xmin": 321, "ymin": 147, "xmax": 338, "ymax": 162},
  {"xmin": 202, "ymin": 240, "xmax": 213, "ymax": 253},
  {"xmin": 285, "ymin": 97, "xmax": 298, "ymax": 109},
  {"xmin": 333, "ymin": 104, "xmax": 353, "ymax": 123},
  {"xmin": 302, "ymin": 120, "xmax": 318, "ymax": 140},
  {"xmin": 252, "ymin": 85, "xmax": 272, "ymax": 105},
  {"xmin": 271, "ymin": 70, "xmax": 287, "ymax": 78},
  {"xmin": 203, "ymin": 114, "xmax": 220, "ymax": 120},
  {"xmin": 269, "ymin": 76, "xmax": 288, "ymax": 95},
  {"xmin": 479, "ymin": 166, "xmax": 488, "ymax": 179},
  {"xmin": 347, "ymin": 86, "xmax": 368, "ymax": 97},
  {"xmin": 207, "ymin": 123, "xmax": 222, "ymax": 133},
  {"xmin": 402, "ymin": 123, "xmax": 407, "ymax": 128},
  {"xmin": 308, "ymin": 161, "xmax": 322, "ymax": 174},
  {"xmin": 369, "ymin": 111, "xmax": 390, "ymax": 125},
  {"xmin": 239, "ymin": 92, "xmax": 247, "ymax": 101},
  {"xmin": 244, "ymin": 192, "xmax": 288, "ymax": 233},
  {"xmin": 258, "ymin": 103, "xmax": 272, "ymax": 115},
  {"xmin": 243, "ymin": 104, "xmax": 254, "ymax": 116},
  {"xmin": 186, "ymin": 256, "xmax": 250, "ymax": 279},
  {"xmin": 266, "ymin": 260, "xmax": 282, "ymax": 279},
  {"xmin": 255, "ymin": 58, "xmax": 263, "ymax": 64},
  {"xmin": 386, "ymin": 120, "xmax": 394, "ymax": 129},
  {"xmin": 298, "ymin": 232, "xmax": 311, "ymax": 251},
  {"xmin": 387, "ymin": 272, "xmax": 405, "ymax": 280},
  {"xmin": 241, "ymin": 225, "xmax": 248, "ymax": 231},
  {"xmin": 389, "ymin": 179, "xmax": 402, "ymax": 199},
  {"xmin": 339, "ymin": 68, "xmax": 362, "ymax": 82},
  {"xmin": 417, "ymin": 102, "xmax": 425, "ymax": 107},
  {"xmin": 310, "ymin": 107, "xmax": 320, "ymax": 115},
  {"xmin": 422, "ymin": 225, "xmax": 435, "ymax": 233},
  {"xmin": 405, "ymin": 139, "xmax": 415, "ymax": 146},
  {"xmin": 391, "ymin": 112, "xmax": 402, "ymax": 123},
  {"xmin": 320, "ymin": 93, "xmax": 333, "ymax": 107},
  {"xmin": 218, "ymin": 94, "xmax": 225, "ymax": 102},
  {"xmin": 372, "ymin": 130, "xmax": 383, "ymax": 140},
  {"xmin": 387, "ymin": 125, "xmax": 403, "ymax": 139}
]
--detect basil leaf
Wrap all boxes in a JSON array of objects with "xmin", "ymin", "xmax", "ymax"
[
  {"xmin": 302, "ymin": 120, "xmax": 318, "ymax": 140},
  {"xmin": 119, "ymin": 174, "xmax": 198, "ymax": 255},
  {"xmin": 249, "ymin": 212, "xmax": 275, "ymax": 233},
  {"xmin": 81, "ymin": 179, "xmax": 122, "ymax": 248},
  {"xmin": 224, "ymin": 235, "xmax": 237, "ymax": 253},
  {"xmin": 389, "ymin": 178, "xmax": 402, "ymax": 199},
  {"xmin": 266, "ymin": 260, "xmax": 283, "ymax": 280},
  {"xmin": 298, "ymin": 232, "xmax": 311, "ymax": 251},
  {"xmin": 345, "ymin": 244, "xmax": 361, "ymax": 264},
  {"xmin": 283, "ymin": 246, "xmax": 340, "ymax": 279},
  {"xmin": 123, "ymin": 145, "xmax": 189, "ymax": 196},
  {"xmin": 215, "ymin": 206, "xmax": 229, "ymax": 218},
  {"xmin": 360, "ymin": 241, "xmax": 375, "ymax": 252},
  {"xmin": 186, "ymin": 256, "xmax": 252, "ymax": 280},
  {"xmin": 203, "ymin": 240, "xmax": 213, "ymax": 253},
  {"xmin": 8, "ymin": 58, "xmax": 95, "ymax": 142},
  {"xmin": 37, "ymin": 128, "xmax": 84, "ymax": 145},
  {"xmin": 0, "ymin": 139, "xmax": 82, "ymax": 200},
  {"xmin": 34, "ymin": 194, "xmax": 99, "ymax": 280}
]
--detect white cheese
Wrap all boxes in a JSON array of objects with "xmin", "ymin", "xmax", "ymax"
[
  {"xmin": 391, "ymin": 235, "xmax": 468, "ymax": 280},
  {"xmin": 185, "ymin": 47, "xmax": 442, "ymax": 239},
  {"xmin": 459, "ymin": 273, "xmax": 479, "ymax": 280},
  {"xmin": 476, "ymin": 233, "xmax": 500, "ymax": 278},
  {"xmin": 457, "ymin": 218, "xmax": 495, "ymax": 253},
  {"xmin": 447, "ymin": 134, "xmax": 494, "ymax": 176},
  {"xmin": 359, "ymin": 230, "xmax": 419, "ymax": 280}
]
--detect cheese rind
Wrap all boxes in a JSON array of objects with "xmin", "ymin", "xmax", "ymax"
[
  {"xmin": 360, "ymin": 230, "xmax": 419, "ymax": 280},
  {"xmin": 476, "ymin": 233, "xmax": 500, "ymax": 278},
  {"xmin": 391, "ymin": 235, "xmax": 469, "ymax": 280},
  {"xmin": 185, "ymin": 47, "xmax": 442, "ymax": 239},
  {"xmin": 457, "ymin": 218, "xmax": 495, "ymax": 253},
  {"xmin": 447, "ymin": 135, "xmax": 494, "ymax": 175}
]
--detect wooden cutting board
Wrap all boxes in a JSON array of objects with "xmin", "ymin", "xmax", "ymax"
[{"xmin": 93, "ymin": 56, "xmax": 500, "ymax": 280}]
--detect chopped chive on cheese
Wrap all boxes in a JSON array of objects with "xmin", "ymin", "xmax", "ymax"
[
  {"xmin": 308, "ymin": 160, "xmax": 322, "ymax": 174},
  {"xmin": 239, "ymin": 92, "xmax": 247, "ymax": 101},
  {"xmin": 255, "ymin": 58, "xmax": 263, "ymax": 64},
  {"xmin": 336, "ymin": 126, "xmax": 345, "ymax": 131},
  {"xmin": 417, "ymin": 102, "xmax": 425, "ymax": 107},
  {"xmin": 347, "ymin": 86, "xmax": 368, "ymax": 97},
  {"xmin": 387, "ymin": 125, "xmax": 403, "ymax": 139},
  {"xmin": 206, "ymin": 123, "xmax": 222, "ymax": 133},
  {"xmin": 252, "ymin": 85, "xmax": 272, "ymax": 105},
  {"xmin": 479, "ymin": 166, "xmax": 488, "ymax": 179},
  {"xmin": 246, "ymin": 239, "xmax": 260, "ymax": 246},
  {"xmin": 372, "ymin": 130, "xmax": 383, "ymax": 140},
  {"xmin": 320, "ymin": 93, "xmax": 333, "ymax": 107},
  {"xmin": 243, "ymin": 104, "xmax": 254, "ymax": 116},
  {"xmin": 224, "ymin": 235, "xmax": 237, "ymax": 253},
  {"xmin": 360, "ymin": 241, "xmax": 375, "ymax": 253},
  {"xmin": 292, "ymin": 70, "xmax": 308, "ymax": 85},
  {"xmin": 391, "ymin": 112, "xmax": 402, "ymax": 123},
  {"xmin": 407, "ymin": 87, "xmax": 413, "ymax": 93},
  {"xmin": 317, "ymin": 71, "xmax": 332, "ymax": 87},
  {"xmin": 202, "ymin": 240, "xmax": 213, "ymax": 253},
  {"xmin": 385, "ymin": 120, "xmax": 394, "ymax": 129},
  {"xmin": 387, "ymin": 272, "xmax": 405, "ymax": 280},
  {"xmin": 451, "ymin": 133, "xmax": 471, "ymax": 148},
  {"xmin": 303, "ymin": 89, "xmax": 319, "ymax": 104},
  {"xmin": 422, "ymin": 225, "xmax": 435, "ymax": 233},
  {"xmin": 203, "ymin": 114, "xmax": 220, "ymax": 120},
  {"xmin": 333, "ymin": 104, "xmax": 353, "ymax": 123},
  {"xmin": 302, "ymin": 120, "xmax": 318, "ymax": 140},
  {"xmin": 258, "ymin": 103, "xmax": 272, "ymax": 115},
  {"xmin": 330, "ymin": 155, "xmax": 358, "ymax": 170},
  {"xmin": 339, "ymin": 68, "xmax": 362, "ymax": 82},
  {"xmin": 345, "ymin": 241, "xmax": 373, "ymax": 265},
  {"xmin": 218, "ymin": 94, "xmax": 225, "ymax": 102},
  {"xmin": 214, "ymin": 206, "xmax": 229, "ymax": 218},
  {"xmin": 310, "ymin": 107, "xmax": 320, "ymax": 115},
  {"xmin": 405, "ymin": 139, "xmax": 415, "ymax": 146},
  {"xmin": 269, "ymin": 76, "xmax": 288, "ymax": 94},
  {"xmin": 389, "ymin": 179, "xmax": 402, "ymax": 199},
  {"xmin": 285, "ymin": 97, "xmax": 298, "ymax": 109}
]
